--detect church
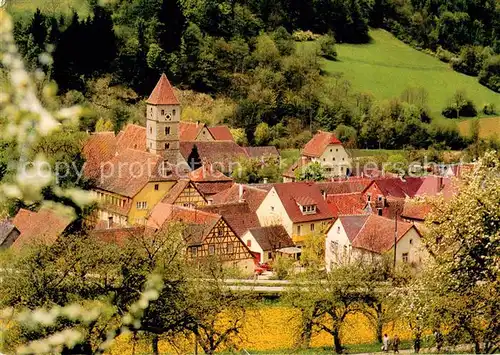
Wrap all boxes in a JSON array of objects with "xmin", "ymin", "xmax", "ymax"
[{"xmin": 83, "ymin": 74, "xmax": 247, "ymax": 227}]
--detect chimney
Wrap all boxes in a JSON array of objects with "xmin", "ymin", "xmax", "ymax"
[
  {"xmin": 322, "ymin": 190, "xmax": 327, "ymax": 200},
  {"xmin": 263, "ymin": 177, "xmax": 268, "ymax": 184},
  {"xmin": 238, "ymin": 184, "xmax": 244, "ymax": 202}
]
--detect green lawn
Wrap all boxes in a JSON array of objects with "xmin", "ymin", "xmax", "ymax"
[{"xmin": 318, "ymin": 29, "xmax": 500, "ymax": 118}]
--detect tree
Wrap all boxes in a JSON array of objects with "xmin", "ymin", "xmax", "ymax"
[
  {"xmin": 442, "ymin": 90, "xmax": 477, "ymax": 118},
  {"xmin": 296, "ymin": 161, "xmax": 326, "ymax": 181},
  {"xmin": 286, "ymin": 264, "xmax": 373, "ymax": 354},
  {"xmin": 187, "ymin": 144, "xmax": 202, "ymax": 170},
  {"xmin": 479, "ymin": 55, "xmax": 500, "ymax": 93},
  {"xmin": 318, "ymin": 33, "xmax": 337, "ymax": 60},
  {"xmin": 423, "ymin": 151, "xmax": 500, "ymax": 353},
  {"xmin": 254, "ymin": 122, "xmax": 271, "ymax": 145},
  {"xmin": 158, "ymin": 0, "xmax": 186, "ymax": 53}
]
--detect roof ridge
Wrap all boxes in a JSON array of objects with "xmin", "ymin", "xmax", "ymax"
[{"xmin": 349, "ymin": 214, "xmax": 371, "ymax": 243}]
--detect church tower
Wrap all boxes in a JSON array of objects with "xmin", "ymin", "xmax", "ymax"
[{"xmin": 146, "ymin": 74, "xmax": 181, "ymax": 164}]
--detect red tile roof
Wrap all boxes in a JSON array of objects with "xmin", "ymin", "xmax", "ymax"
[
  {"xmin": 414, "ymin": 176, "xmax": 450, "ymax": 197},
  {"xmin": 247, "ymin": 225, "xmax": 294, "ymax": 251},
  {"xmin": 180, "ymin": 122, "xmax": 206, "ymax": 141},
  {"xmin": 116, "ymin": 124, "xmax": 147, "ymax": 152},
  {"xmin": 401, "ymin": 201, "xmax": 432, "ymax": 221},
  {"xmin": 91, "ymin": 226, "xmax": 148, "ymax": 245},
  {"xmin": 189, "ymin": 165, "xmax": 233, "ymax": 182},
  {"xmin": 208, "ymin": 126, "xmax": 234, "ymax": 141},
  {"xmin": 273, "ymin": 182, "xmax": 334, "ymax": 223},
  {"xmin": 326, "ymin": 193, "xmax": 367, "ymax": 217},
  {"xmin": 147, "ymin": 203, "xmax": 220, "ymax": 230},
  {"xmin": 194, "ymin": 181, "xmax": 234, "ymax": 196},
  {"xmin": 302, "ymin": 131, "xmax": 342, "ymax": 158},
  {"xmin": 97, "ymin": 148, "xmax": 163, "ymax": 198},
  {"xmin": 146, "ymin": 73, "xmax": 180, "ymax": 105},
  {"xmin": 211, "ymin": 184, "xmax": 267, "ymax": 212},
  {"xmin": 83, "ymin": 132, "xmax": 117, "ymax": 180},
  {"xmin": 244, "ymin": 146, "xmax": 280, "ymax": 159},
  {"xmin": 180, "ymin": 141, "xmax": 248, "ymax": 168},
  {"xmin": 347, "ymin": 214, "xmax": 415, "ymax": 254},
  {"xmin": 317, "ymin": 179, "xmax": 372, "ymax": 194},
  {"xmin": 199, "ymin": 202, "xmax": 261, "ymax": 238},
  {"xmin": 11, "ymin": 208, "xmax": 73, "ymax": 248},
  {"xmin": 365, "ymin": 177, "xmax": 424, "ymax": 199}
]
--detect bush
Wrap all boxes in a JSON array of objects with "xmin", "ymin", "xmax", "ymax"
[
  {"xmin": 271, "ymin": 256, "xmax": 295, "ymax": 280},
  {"xmin": 481, "ymin": 103, "xmax": 497, "ymax": 116},
  {"xmin": 451, "ymin": 46, "xmax": 485, "ymax": 76},
  {"xmin": 292, "ymin": 30, "xmax": 320, "ymax": 42},
  {"xmin": 318, "ymin": 33, "xmax": 337, "ymax": 60},
  {"xmin": 442, "ymin": 90, "xmax": 478, "ymax": 118},
  {"xmin": 478, "ymin": 55, "xmax": 500, "ymax": 93},
  {"xmin": 436, "ymin": 46, "xmax": 453, "ymax": 63}
]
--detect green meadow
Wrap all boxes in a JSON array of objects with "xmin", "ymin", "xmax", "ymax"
[{"xmin": 319, "ymin": 29, "xmax": 500, "ymax": 118}]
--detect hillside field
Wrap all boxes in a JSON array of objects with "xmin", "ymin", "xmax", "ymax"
[
  {"xmin": 5, "ymin": 0, "xmax": 90, "ymax": 17},
  {"xmin": 317, "ymin": 29, "xmax": 500, "ymax": 118},
  {"xmin": 458, "ymin": 116, "xmax": 500, "ymax": 140}
]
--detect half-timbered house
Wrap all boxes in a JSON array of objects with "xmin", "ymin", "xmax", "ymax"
[{"xmin": 147, "ymin": 203, "xmax": 255, "ymax": 270}]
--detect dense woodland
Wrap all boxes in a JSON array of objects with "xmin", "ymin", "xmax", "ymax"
[{"xmin": 7, "ymin": 0, "xmax": 500, "ymax": 150}]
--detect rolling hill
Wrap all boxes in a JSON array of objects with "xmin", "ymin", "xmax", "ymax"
[{"xmin": 319, "ymin": 29, "xmax": 500, "ymax": 118}]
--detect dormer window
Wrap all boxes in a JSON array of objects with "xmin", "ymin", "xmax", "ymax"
[{"xmin": 301, "ymin": 204, "xmax": 317, "ymax": 215}]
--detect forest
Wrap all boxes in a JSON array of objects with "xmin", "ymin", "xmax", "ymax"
[{"xmin": 7, "ymin": 0, "xmax": 500, "ymax": 149}]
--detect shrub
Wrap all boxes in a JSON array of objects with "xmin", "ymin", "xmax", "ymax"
[
  {"xmin": 292, "ymin": 30, "xmax": 320, "ymax": 42},
  {"xmin": 442, "ymin": 90, "xmax": 477, "ymax": 118},
  {"xmin": 451, "ymin": 46, "xmax": 485, "ymax": 76},
  {"xmin": 478, "ymin": 55, "xmax": 500, "ymax": 93},
  {"xmin": 436, "ymin": 46, "xmax": 453, "ymax": 63},
  {"xmin": 271, "ymin": 255, "xmax": 295, "ymax": 280},
  {"xmin": 318, "ymin": 33, "xmax": 337, "ymax": 60},
  {"xmin": 481, "ymin": 103, "xmax": 497, "ymax": 115}
]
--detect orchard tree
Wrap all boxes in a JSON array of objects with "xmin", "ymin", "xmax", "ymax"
[
  {"xmin": 296, "ymin": 161, "xmax": 326, "ymax": 182},
  {"xmin": 423, "ymin": 151, "xmax": 500, "ymax": 353}
]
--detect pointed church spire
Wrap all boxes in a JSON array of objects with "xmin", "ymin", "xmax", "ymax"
[{"xmin": 146, "ymin": 73, "xmax": 180, "ymax": 105}]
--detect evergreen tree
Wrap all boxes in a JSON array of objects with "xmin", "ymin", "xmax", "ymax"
[
  {"xmin": 187, "ymin": 144, "xmax": 202, "ymax": 170},
  {"xmin": 88, "ymin": 5, "xmax": 117, "ymax": 74},
  {"xmin": 158, "ymin": 0, "xmax": 186, "ymax": 53}
]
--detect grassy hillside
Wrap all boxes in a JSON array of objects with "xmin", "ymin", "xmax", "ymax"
[
  {"xmin": 319, "ymin": 29, "xmax": 500, "ymax": 117},
  {"xmin": 5, "ymin": 0, "xmax": 90, "ymax": 17},
  {"xmin": 458, "ymin": 116, "xmax": 500, "ymax": 140}
]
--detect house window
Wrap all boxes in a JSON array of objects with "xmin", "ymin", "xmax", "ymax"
[
  {"xmin": 136, "ymin": 201, "xmax": 147, "ymax": 210},
  {"xmin": 297, "ymin": 225, "xmax": 301, "ymax": 235},
  {"xmin": 191, "ymin": 247, "xmax": 197, "ymax": 257},
  {"xmin": 377, "ymin": 195, "xmax": 383, "ymax": 202},
  {"xmin": 208, "ymin": 244, "xmax": 215, "ymax": 255},
  {"xmin": 330, "ymin": 240, "xmax": 338, "ymax": 255},
  {"xmin": 343, "ymin": 245, "xmax": 348, "ymax": 260},
  {"xmin": 409, "ymin": 239, "xmax": 413, "ymax": 245},
  {"xmin": 310, "ymin": 223, "xmax": 315, "ymax": 232},
  {"xmin": 149, "ymin": 127, "xmax": 152, "ymax": 134},
  {"xmin": 246, "ymin": 240, "xmax": 251, "ymax": 247},
  {"xmin": 268, "ymin": 251, "xmax": 273, "ymax": 259},
  {"xmin": 161, "ymin": 109, "xmax": 165, "ymax": 115},
  {"xmin": 342, "ymin": 157, "xmax": 345, "ymax": 161},
  {"xmin": 173, "ymin": 109, "xmax": 176, "ymax": 116},
  {"xmin": 271, "ymin": 206, "xmax": 274, "ymax": 212},
  {"xmin": 337, "ymin": 226, "xmax": 341, "ymax": 233},
  {"xmin": 165, "ymin": 143, "xmax": 170, "ymax": 149},
  {"xmin": 377, "ymin": 208, "xmax": 383, "ymax": 216},
  {"xmin": 402, "ymin": 253, "xmax": 409, "ymax": 263},
  {"xmin": 227, "ymin": 243, "xmax": 234, "ymax": 254},
  {"xmin": 367, "ymin": 193, "xmax": 371, "ymax": 202},
  {"xmin": 154, "ymin": 184, "xmax": 159, "ymax": 191},
  {"xmin": 332, "ymin": 157, "xmax": 336, "ymax": 161},
  {"xmin": 336, "ymin": 148, "xmax": 338, "ymax": 152},
  {"xmin": 330, "ymin": 149, "xmax": 332, "ymax": 152},
  {"xmin": 165, "ymin": 126, "xmax": 171, "ymax": 135}
]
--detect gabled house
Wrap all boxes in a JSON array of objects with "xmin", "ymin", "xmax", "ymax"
[
  {"xmin": 325, "ymin": 214, "xmax": 426, "ymax": 271},
  {"xmin": 7, "ymin": 208, "xmax": 73, "ymax": 249},
  {"xmin": 0, "ymin": 220, "xmax": 20, "ymax": 248},
  {"xmin": 189, "ymin": 165, "xmax": 234, "ymax": 201},
  {"xmin": 242, "ymin": 225, "xmax": 295, "ymax": 263},
  {"xmin": 256, "ymin": 182, "xmax": 334, "ymax": 244},
  {"xmin": 161, "ymin": 179, "xmax": 207, "ymax": 208},
  {"xmin": 198, "ymin": 201, "xmax": 261, "ymax": 239},
  {"xmin": 284, "ymin": 131, "xmax": 352, "ymax": 182},
  {"xmin": 211, "ymin": 184, "xmax": 268, "ymax": 212},
  {"xmin": 180, "ymin": 121, "xmax": 215, "ymax": 141},
  {"xmin": 147, "ymin": 203, "xmax": 255, "ymax": 270}
]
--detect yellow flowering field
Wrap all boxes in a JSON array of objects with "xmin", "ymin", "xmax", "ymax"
[{"xmin": 110, "ymin": 307, "xmax": 412, "ymax": 353}]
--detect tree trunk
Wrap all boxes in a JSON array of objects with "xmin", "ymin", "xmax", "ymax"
[
  {"xmin": 152, "ymin": 335, "xmax": 159, "ymax": 355},
  {"xmin": 376, "ymin": 303, "xmax": 383, "ymax": 343},
  {"xmin": 333, "ymin": 328, "xmax": 343, "ymax": 354}
]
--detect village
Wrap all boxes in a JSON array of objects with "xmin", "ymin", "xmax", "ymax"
[{"xmin": 0, "ymin": 74, "xmax": 470, "ymax": 276}]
